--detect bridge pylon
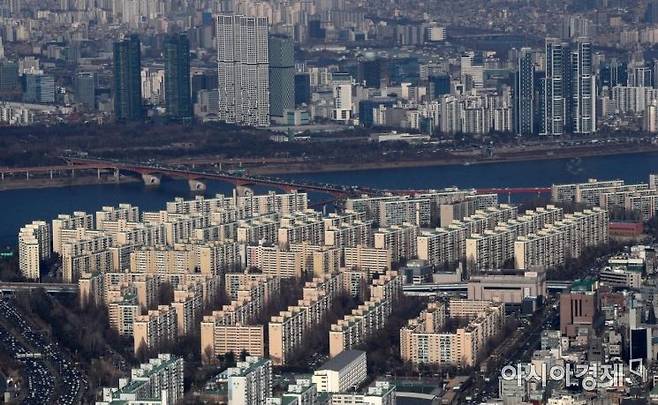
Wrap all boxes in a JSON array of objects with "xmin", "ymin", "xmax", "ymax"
[
  {"xmin": 188, "ymin": 179, "xmax": 207, "ymax": 192},
  {"xmin": 141, "ymin": 173, "xmax": 161, "ymax": 186}
]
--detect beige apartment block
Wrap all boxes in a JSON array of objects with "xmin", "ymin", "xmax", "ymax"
[
  {"xmin": 269, "ymin": 273, "xmax": 345, "ymax": 365},
  {"xmin": 344, "ymin": 245, "xmax": 392, "ymax": 275},
  {"xmin": 373, "ymin": 223, "xmax": 419, "ymax": 263},
  {"xmin": 133, "ymin": 305, "xmax": 178, "ymax": 354},
  {"xmin": 400, "ymin": 300, "xmax": 505, "ymax": 367}
]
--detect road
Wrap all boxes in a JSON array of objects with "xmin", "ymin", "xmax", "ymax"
[{"xmin": 0, "ymin": 297, "xmax": 87, "ymax": 404}]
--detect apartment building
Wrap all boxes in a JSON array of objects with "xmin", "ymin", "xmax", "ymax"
[
  {"xmin": 142, "ymin": 211, "xmax": 211, "ymax": 245},
  {"xmin": 97, "ymin": 354, "xmax": 184, "ymax": 405},
  {"xmin": 96, "ymin": 204, "xmax": 140, "ymax": 230},
  {"xmin": 625, "ymin": 193, "xmax": 658, "ymax": 221},
  {"xmin": 577, "ymin": 183, "xmax": 648, "ymax": 207},
  {"xmin": 18, "ymin": 220, "xmax": 51, "ymax": 279},
  {"xmin": 322, "ymin": 210, "xmax": 367, "ymax": 228},
  {"xmin": 417, "ymin": 226, "xmax": 466, "ymax": 269},
  {"xmin": 514, "ymin": 228, "xmax": 566, "ymax": 269},
  {"xmin": 171, "ymin": 284, "xmax": 203, "ymax": 336},
  {"xmin": 106, "ymin": 221, "xmax": 167, "ymax": 248},
  {"xmin": 129, "ymin": 240, "xmax": 241, "ymax": 275},
  {"xmin": 465, "ymin": 226, "xmax": 516, "ymax": 271},
  {"xmin": 330, "ymin": 381, "xmax": 396, "ymax": 405},
  {"xmin": 201, "ymin": 275, "xmax": 280, "ymax": 362},
  {"xmin": 290, "ymin": 242, "xmax": 341, "ymax": 277},
  {"xmin": 237, "ymin": 190, "xmax": 308, "ymax": 215},
  {"xmin": 133, "ymin": 305, "xmax": 178, "ymax": 354},
  {"xmin": 201, "ymin": 324, "xmax": 265, "ymax": 362},
  {"xmin": 344, "ymin": 246, "xmax": 392, "ymax": 275},
  {"xmin": 165, "ymin": 195, "xmax": 234, "ymax": 215},
  {"xmin": 551, "ymin": 179, "xmax": 624, "ymax": 203},
  {"xmin": 237, "ymin": 217, "xmax": 279, "ymax": 245},
  {"xmin": 265, "ymin": 377, "xmax": 317, "ymax": 404},
  {"xmin": 61, "ymin": 230, "xmax": 114, "ymax": 282},
  {"xmin": 324, "ymin": 220, "xmax": 373, "ymax": 250},
  {"xmin": 269, "ymin": 273, "xmax": 345, "ymax": 365},
  {"xmin": 373, "ymin": 223, "xmax": 419, "ymax": 263},
  {"xmin": 221, "ymin": 356, "xmax": 272, "ymax": 405},
  {"xmin": 107, "ymin": 288, "xmax": 140, "ymax": 336},
  {"xmin": 278, "ymin": 212, "xmax": 325, "ymax": 246},
  {"xmin": 246, "ymin": 245, "xmax": 304, "ymax": 278},
  {"xmin": 79, "ymin": 271, "xmax": 105, "ymax": 307},
  {"xmin": 378, "ymin": 198, "xmax": 432, "ymax": 227},
  {"xmin": 130, "ymin": 245, "xmax": 196, "ymax": 274},
  {"xmin": 329, "ymin": 271, "xmax": 401, "ymax": 357},
  {"xmin": 329, "ymin": 297, "xmax": 391, "ymax": 357},
  {"xmin": 52, "ymin": 211, "xmax": 94, "ymax": 254},
  {"xmin": 400, "ymin": 300, "xmax": 505, "ymax": 367},
  {"xmin": 224, "ymin": 272, "xmax": 281, "ymax": 302},
  {"xmin": 345, "ymin": 195, "xmax": 402, "ymax": 222}
]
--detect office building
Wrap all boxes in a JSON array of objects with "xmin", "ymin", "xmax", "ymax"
[
  {"xmin": 97, "ymin": 354, "xmax": 184, "ymax": 405},
  {"xmin": 0, "ymin": 61, "xmax": 19, "ymax": 96},
  {"xmin": 217, "ymin": 15, "xmax": 270, "ymax": 127},
  {"xmin": 560, "ymin": 291, "xmax": 596, "ymax": 337},
  {"xmin": 514, "ymin": 48, "xmax": 534, "ymax": 135},
  {"xmin": 23, "ymin": 73, "xmax": 55, "ymax": 104},
  {"xmin": 75, "ymin": 72, "xmax": 96, "ymax": 110},
  {"xmin": 164, "ymin": 34, "xmax": 192, "ymax": 121},
  {"xmin": 268, "ymin": 35, "xmax": 294, "ymax": 120},
  {"xmin": 332, "ymin": 72, "xmax": 353, "ymax": 122},
  {"xmin": 429, "ymin": 74, "xmax": 451, "ymax": 99},
  {"xmin": 467, "ymin": 269, "xmax": 547, "ymax": 304},
  {"xmin": 294, "ymin": 73, "xmax": 311, "ymax": 106},
  {"xmin": 312, "ymin": 350, "xmax": 367, "ymax": 393},
  {"xmin": 358, "ymin": 59, "xmax": 385, "ymax": 88},
  {"xmin": 113, "ymin": 34, "xmax": 143, "ymax": 121}
]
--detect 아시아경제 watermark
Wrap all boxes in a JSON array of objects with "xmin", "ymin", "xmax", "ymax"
[{"xmin": 500, "ymin": 360, "xmax": 646, "ymax": 391}]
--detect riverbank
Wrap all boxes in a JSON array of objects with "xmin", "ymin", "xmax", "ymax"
[
  {"xmin": 0, "ymin": 175, "xmax": 139, "ymax": 192},
  {"xmin": 251, "ymin": 143, "xmax": 658, "ymax": 175}
]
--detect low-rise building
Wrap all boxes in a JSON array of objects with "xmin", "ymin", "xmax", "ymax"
[
  {"xmin": 467, "ymin": 269, "xmax": 547, "ymax": 304},
  {"xmin": 312, "ymin": 350, "xmax": 367, "ymax": 393}
]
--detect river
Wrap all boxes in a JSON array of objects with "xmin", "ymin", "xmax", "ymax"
[{"xmin": 1, "ymin": 152, "xmax": 658, "ymax": 246}]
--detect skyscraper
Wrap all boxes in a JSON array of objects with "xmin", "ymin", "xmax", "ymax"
[
  {"xmin": 428, "ymin": 74, "xmax": 451, "ymax": 99},
  {"xmin": 75, "ymin": 72, "xmax": 96, "ymax": 110},
  {"xmin": 217, "ymin": 15, "xmax": 270, "ymax": 127},
  {"xmin": 569, "ymin": 38, "xmax": 595, "ymax": 134},
  {"xmin": 541, "ymin": 38, "xmax": 568, "ymax": 135},
  {"xmin": 358, "ymin": 59, "xmax": 385, "ymax": 88},
  {"xmin": 0, "ymin": 60, "xmax": 19, "ymax": 97},
  {"xmin": 268, "ymin": 34, "xmax": 294, "ymax": 120},
  {"xmin": 514, "ymin": 48, "xmax": 535, "ymax": 135},
  {"xmin": 164, "ymin": 34, "xmax": 192, "ymax": 122},
  {"xmin": 294, "ymin": 73, "xmax": 311, "ymax": 106},
  {"xmin": 23, "ymin": 73, "xmax": 55, "ymax": 104},
  {"xmin": 113, "ymin": 34, "xmax": 143, "ymax": 121}
]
